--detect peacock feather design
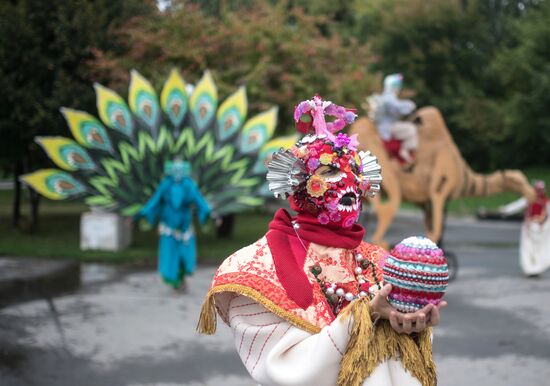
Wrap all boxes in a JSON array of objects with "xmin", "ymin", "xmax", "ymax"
[{"xmin": 21, "ymin": 69, "xmax": 296, "ymax": 217}]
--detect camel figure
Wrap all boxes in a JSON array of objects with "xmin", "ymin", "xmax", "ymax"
[{"xmin": 352, "ymin": 106, "xmax": 536, "ymax": 248}]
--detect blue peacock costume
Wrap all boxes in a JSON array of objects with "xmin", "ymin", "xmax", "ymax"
[
  {"xmin": 139, "ymin": 160, "xmax": 210, "ymax": 287},
  {"xmin": 21, "ymin": 68, "xmax": 297, "ymax": 287}
]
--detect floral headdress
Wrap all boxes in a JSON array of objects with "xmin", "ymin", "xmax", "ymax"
[{"xmin": 267, "ymin": 96, "xmax": 382, "ymax": 227}]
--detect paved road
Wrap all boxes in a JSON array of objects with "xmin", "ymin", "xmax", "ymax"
[{"xmin": 1, "ymin": 213, "xmax": 549, "ymax": 386}]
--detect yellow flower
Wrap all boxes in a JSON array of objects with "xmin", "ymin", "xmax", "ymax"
[
  {"xmin": 306, "ymin": 175, "xmax": 328, "ymax": 197},
  {"xmin": 319, "ymin": 153, "xmax": 333, "ymax": 165}
]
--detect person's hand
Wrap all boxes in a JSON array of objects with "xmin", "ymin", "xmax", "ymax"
[
  {"xmin": 389, "ymin": 301, "xmax": 447, "ymax": 334},
  {"xmin": 369, "ymin": 283, "xmax": 397, "ymax": 320},
  {"xmin": 370, "ymin": 284, "xmax": 447, "ymax": 334}
]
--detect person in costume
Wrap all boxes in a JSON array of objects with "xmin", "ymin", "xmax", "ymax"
[
  {"xmin": 368, "ymin": 73, "xmax": 417, "ymax": 167},
  {"xmin": 21, "ymin": 68, "xmax": 285, "ymax": 285},
  {"xmin": 499, "ymin": 180, "xmax": 550, "ymax": 276},
  {"xmin": 139, "ymin": 159, "xmax": 211, "ymax": 288},
  {"xmin": 198, "ymin": 96, "xmax": 446, "ymax": 386}
]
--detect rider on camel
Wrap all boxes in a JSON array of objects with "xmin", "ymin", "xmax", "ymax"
[{"xmin": 369, "ymin": 73, "xmax": 417, "ymax": 168}]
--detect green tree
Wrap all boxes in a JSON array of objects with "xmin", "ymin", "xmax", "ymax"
[
  {"xmin": 0, "ymin": 0, "xmax": 153, "ymax": 228},
  {"xmin": 353, "ymin": 0, "xmax": 493, "ymax": 169},
  {"xmin": 351, "ymin": 0, "xmax": 547, "ymax": 170},
  {"xmin": 90, "ymin": 0, "xmax": 376, "ymax": 135},
  {"xmin": 489, "ymin": 0, "xmax": 550, "ymax": 167}
]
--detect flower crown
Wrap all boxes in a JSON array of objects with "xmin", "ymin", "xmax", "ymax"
[{"xmin": 266, "ymin": 96, "xmax": 382, "ymax": 199}]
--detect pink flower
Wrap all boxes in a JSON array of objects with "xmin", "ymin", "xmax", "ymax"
[
  {"xmin": 342, "ymin": 214, "xmax": 358, "ymax": 228},
  {"xmin": 327, "ymin": 200, "xmax": 339, "ymax": 212},
  {"xmin": 317, "ymin": 212, "xmax": 330, "ymax": 225},
  {"xmin": 329, "ymin": 211, "xmax": 341, "ymax": 222},
  {"xmin": 334, "ymin": 133, "xmax": 351, "ymax": 148}
]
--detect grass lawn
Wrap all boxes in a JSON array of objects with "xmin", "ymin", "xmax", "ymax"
[
  {"xmin": 0, "ymin": 189, "xmax": 270, "ymax": 265},
  {"xmin": 0, "ymin": 165, "xmax": 547, "ymax": 264}
]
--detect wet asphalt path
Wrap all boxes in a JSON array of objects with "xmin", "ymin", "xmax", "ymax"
[{"xmin": 1, "ymin": 212, "xmax": 549, "ymax": 386}]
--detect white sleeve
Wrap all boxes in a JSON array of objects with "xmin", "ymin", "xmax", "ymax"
[
  {"xmin": 227, "ymin": 295, "xmax": 352, "ymax": 386},
  {"xmin": 499, "ymin": 197, "xmax": 528, "ymax": 215}
]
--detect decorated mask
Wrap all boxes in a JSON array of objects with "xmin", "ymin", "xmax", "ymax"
[{"xmin": 267, "ymin": 96, "xmax": 382, "ymax": 228}]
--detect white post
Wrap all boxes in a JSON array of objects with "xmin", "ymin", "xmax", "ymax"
[{"xmin": 80, "ymin": 208, "xmax": 132, "ymax": 251}]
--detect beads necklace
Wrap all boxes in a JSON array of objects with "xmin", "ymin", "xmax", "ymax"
[{"xmin": 292, "ymin": 220, "xmax": 382, "ymax": 315}]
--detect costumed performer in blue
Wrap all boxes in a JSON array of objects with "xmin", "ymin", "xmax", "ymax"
[{"xmin": 138, "ymin": 158, "xmax": 211, "ymax": 289}]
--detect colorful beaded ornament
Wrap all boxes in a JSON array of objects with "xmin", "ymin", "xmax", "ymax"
[{"xmin": 382, "ymin": 236, "xmax": 449, "ymax": 313}]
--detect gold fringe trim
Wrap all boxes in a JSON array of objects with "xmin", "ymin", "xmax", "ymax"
[
  {"xmin": 337, "ymin": 298, "xmax": 375, "ymax": 386},
  {"xmin": 196, "ymin": 284, "xmax": 321, "ymax": 335},
  {"xmin": 337, "ymin": 299, "xmax": 437, "ymax": 386},
  {"xmin": 196, "ymin": 292, "xmax": 217, "ymax": 334}
]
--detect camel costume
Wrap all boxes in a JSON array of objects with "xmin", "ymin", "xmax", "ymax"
[{"xmin": 198, "ymin": 96, "xmax": 437, "ymax": 386}]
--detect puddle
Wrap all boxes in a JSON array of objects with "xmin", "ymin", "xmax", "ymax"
[{"xmin": 81, "ymin": 264, "xmax": 119, "ymax": 285}]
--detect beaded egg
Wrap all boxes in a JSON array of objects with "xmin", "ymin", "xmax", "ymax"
[{"xmin": 382, "ymin": 236, "xmax": 449, "ymax": 313}]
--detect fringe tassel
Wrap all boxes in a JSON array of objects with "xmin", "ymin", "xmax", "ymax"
[
  {"xmin": 396, "ymin": 327, "xmax": 437, "ymax": 386},
  {"xmin": 196, "ymin": 292, "xmax": 217, "ymax": 335},
  {"xmin": 337, "ymin": 300, "xmax": 437, "ymax": 386},
  {"xmin": 418, "ymin": 329, "xmax": 437, "ymax": 385},
  {"xmin": 337, "ymin": 298, "xmax": 374, "ymax": 386}
]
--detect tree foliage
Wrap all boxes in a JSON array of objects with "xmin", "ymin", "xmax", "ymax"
[
  {"xmin": 90, "ymin": 0, "xmax": 376, "ymax": 134},
  {"xmin": 489, "ymin": 1, "xmax": 550, "ymax": 167},
  {"xmin": 0, "ymin": 0, "xmax": 154, "ymax": 171},
  {"xmin": 0, "ymin": 0, "xmax": 153, "ymax": 227},
  {"xmin": 350, "ymin": 0, "xmax": 548, "ymax": 170},
  {"xmin": 1, "ymin": 0, "xmax": 548, "ymax": 178}
]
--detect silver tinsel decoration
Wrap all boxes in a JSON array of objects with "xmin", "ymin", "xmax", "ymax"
[
  {"xmin": 266, "ymin": 149, "xmax": 307, "ymax": 199},
  {"xmin": 358, "ymin": 150, "xmax": 382, "ymax": 197}
]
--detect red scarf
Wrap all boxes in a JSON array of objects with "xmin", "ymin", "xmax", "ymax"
[
  {"xmin": 527, "ymin": 195, "xmax": 548, "ymax": 218},
  {"xmin": 266, "ymin": 209, "xmax": 365, "ymax": 310}
]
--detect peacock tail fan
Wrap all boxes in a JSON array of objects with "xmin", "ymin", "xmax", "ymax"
[{"xmin": 20, "ymin": 68, "xmax": 287, "ymax": 218}]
